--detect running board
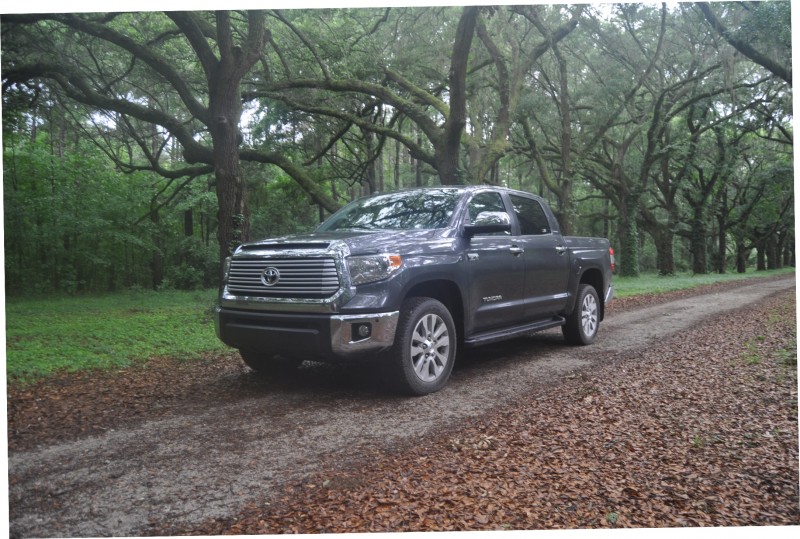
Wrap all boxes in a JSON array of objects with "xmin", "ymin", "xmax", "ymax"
[{"xmin": 464, "ymin": 316, "xmax": 566, "ymax": 348}]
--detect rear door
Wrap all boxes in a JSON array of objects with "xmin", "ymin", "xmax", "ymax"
[
  {"xmin": 463, "ymin": 191, "xmax": 525, "ymax": 333},
  {"xmin": 508, "ymin": 193, "xmax": 570, "ymax": 318}
]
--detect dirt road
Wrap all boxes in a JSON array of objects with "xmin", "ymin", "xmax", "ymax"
[{"xmin": 6, "ymin": 276, "xmax": 796, "ymax": 537}]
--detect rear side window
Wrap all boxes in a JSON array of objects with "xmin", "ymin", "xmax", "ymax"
[{"xmin": 510, "ymin": 195, "xmax": 551, "ymax": 235}]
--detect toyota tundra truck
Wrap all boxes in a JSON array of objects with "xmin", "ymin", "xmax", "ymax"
[{"xmin": 215, "ymin": 186, "xmax": 614, "ymax": 395}]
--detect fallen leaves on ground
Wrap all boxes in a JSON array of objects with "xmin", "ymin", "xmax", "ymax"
[
  {"xmin": 180, "ymin": 290, "xmax": 798, "ymax": 534},
  {"xmin": 5, "ymin": 351, "xmax": 248, "ymax": 451},
  {"xmin": 6, "ymin": 277, "xmax": 798, "ymax": 533}
]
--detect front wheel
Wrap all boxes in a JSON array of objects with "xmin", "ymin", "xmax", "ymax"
[
  {"xmin": 387, "ymin": 297, "xmax": 457, "ymax": 396},
  {"xmin": 562, "ymin": 284, "xmax": 600, "ymax": 345}
]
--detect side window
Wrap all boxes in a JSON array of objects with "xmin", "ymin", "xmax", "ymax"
[
  {"xmin": 467, "ymin": 192, "xmax": 511, "ymax": 236},
  {"xmin": 510, "ymin": 195, "xmax": 551, "ymax": 235}
]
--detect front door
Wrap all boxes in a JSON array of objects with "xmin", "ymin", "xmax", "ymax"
[{"xmin": 464, "ymin": 191, "xmax": 526, "ymax": 333}]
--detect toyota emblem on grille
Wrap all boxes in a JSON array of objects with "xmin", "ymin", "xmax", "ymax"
[{"xmin": 260, "ymin": 267, "xmax": 281, "ymax": 287}]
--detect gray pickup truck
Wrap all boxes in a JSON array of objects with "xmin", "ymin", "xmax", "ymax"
[{"xmin": 215, "ymin": 186, "xmax": 613, "ymax": 395}]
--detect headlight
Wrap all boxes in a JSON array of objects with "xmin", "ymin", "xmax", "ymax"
[{"xmin": 347, "ymin": 254, "xmax": 403, "ymax": 286}]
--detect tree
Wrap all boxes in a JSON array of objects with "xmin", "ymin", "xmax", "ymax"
[
  {"xmin": 249, "ymin": 6, "xmax": 582, "ymax": 188},
  {"xmin": 697, "ymin": 1, "xmax": 791, "ymax": 86},
  {"xmin": 2, "ymin": 11, "xmax": 338, "ymax": 273},
  {"xmin": 3, "ymin": 5, "xmax": 792, "ymax": 288},
  {"xmin": 572, "ymin": 3, "xmax": 668, "ymax": 277}
]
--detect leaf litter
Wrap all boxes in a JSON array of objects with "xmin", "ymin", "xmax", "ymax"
[
  {"xmin": 177, "ymin": 287, "xmax": 796, "ymax": 533},
  {"xmin": 6, "ymin": 279, "xmax": 798, "ymax": 533}
]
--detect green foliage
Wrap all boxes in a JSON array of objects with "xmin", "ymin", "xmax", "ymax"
[
  {"xmin": 3, "ymin": 131, "xmax": 220, "ymax": 293},
  {"xmin": 1, "ymin": 6, "xmax": 793, "ymax": 293},
  {"xmin": 742, "ymin": 341, "xmax": 762, "ymax": 366},
  {"xmin": 734, "ymin": 1, "xmax": 791, "ymax": 65},
  {"xmin": 162, "ymin": 238, "xmax": 218, "ymax": 290},
  {"xmin": 248, "ymin": 170, "xmax": 322, "ymax": 238},
  {"xmin": 4, "ymin": 136, "xmax": 150, "ymax": 292},
  {"xmin": 775, "ymin": 340, "xmax": 797, "ymax": 367},
  {"xmin": 4, "ymin": 289, "xmax": 228, "ymax": 384}
]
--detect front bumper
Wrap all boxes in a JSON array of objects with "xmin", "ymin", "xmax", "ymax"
[{"xmin": 215, "ymin": 307, "xmax": 400, "ymax": 360}]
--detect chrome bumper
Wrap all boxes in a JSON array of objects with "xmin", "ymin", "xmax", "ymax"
[{"xmin": 330, "ymin": 311, "xmax": 400, "ymax": 356}]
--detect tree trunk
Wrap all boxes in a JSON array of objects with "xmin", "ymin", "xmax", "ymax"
[
  {"xmin": 211, "ymin": 111, "xmax": 248, "ymax": 265},
  {"xmin": 618, "ymin": 194, "xmax": 640, "ymax": 277},
  {"xmin": 556, "ymin": 47, "xmax": 574, "ymax": 236},
  {"xmin": 782, "ymin": 235, "xmax": 795, "ymax": 267},
  {"xmin": 207, "ymin": 25, "xmax": 255, "ymax": 272},
  {"xmin": 654, "ymin": 229, "xmax": 675, "ymax": 276},
  {"xmin": 437, "ymin": 7, "xmax": 479, "ymax": 185},
  {"xmin": 736, "ymin": 240, "xmax": 748, "ymax": 273},
  {"xmin": 394, "ymin": 139, "xmax": 401, "ymax": 189},
  {"xmin": 184, "ymin": 209, "xmax": 194, "ymax": 237},
  {"xmin": 150, "ymin": 205, "xmax": 164, "ymax": 289},
  {"xmin": 690, "ymin": 205, "xmax": 708, "ymax": 274},
  {"xmin": 767, "ymin": 234, "xmax": 778, "ymax": 269},
  {"xmin": 377, "ymin": 148, "xmax": 385, "ymax": 192},
  {"xmin": 756, "ymin": 238, "xmax": 766, "ymax": 270},
  {"xmin": 715, "ymin": 192, "xmax": 727, "ymax": 274}
]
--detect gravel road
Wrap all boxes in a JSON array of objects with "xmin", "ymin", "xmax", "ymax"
[{"xmin": 6, "ymin": 276, "xmax": 796, "ymax": 537}]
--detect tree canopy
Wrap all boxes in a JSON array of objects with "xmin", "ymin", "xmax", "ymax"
[{"xmin": 2, "ymin": 3, "xmax": 793, "ymax": 293}]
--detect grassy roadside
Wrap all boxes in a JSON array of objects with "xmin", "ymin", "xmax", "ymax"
[
  {"xmin": 4, "ymin": 268, "xmax": 796, "ymax": 384},
  {"xmin": 612, "ymin": 266, "xmax": 795, "ymax": 297},
  {"xmin": 4, "ymin": 289, "xmax": 227, "ymax": 384}
]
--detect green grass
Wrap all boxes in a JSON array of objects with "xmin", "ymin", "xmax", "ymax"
[
  {"xmin": 612, "ymin": 267, "xmax": 795, "ymax": 298},
  {"xmin": 3, "ymin": 268, "xmax": 796, "ymax": 384},
  {"xmin": 4, "ymin": 289, "xmax": 229, "ymax": 384}
]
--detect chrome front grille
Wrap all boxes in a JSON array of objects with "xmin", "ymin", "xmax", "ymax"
[{"xmin": 227, "ymin": 257, "xmax": 340, "ymax": 298}]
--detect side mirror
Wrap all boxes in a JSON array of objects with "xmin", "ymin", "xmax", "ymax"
[{"xmin": 464, "ymin": 211, "xmax": 512, "ymax": 238}]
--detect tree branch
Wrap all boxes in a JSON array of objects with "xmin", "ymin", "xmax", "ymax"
[
  {"xmin": 53, "ymin": 13, "xmax": 210, "ymax": 123},
  {"xmin": 697, "ymin": 2, "xmax": 791, "ymax": 86},
  {"xmin": 239, "ymin": 148, "xmax": 340, "ymax": 213},
  {"xmin": 5, "ymin": 61, "xmax": 213, "ymax": 164},
  {"xmin": 166, "ymin": 11, "xmax": 218, "ymax": 82}
]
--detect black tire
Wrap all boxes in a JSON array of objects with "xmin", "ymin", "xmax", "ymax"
[
  {"xmin": 562, "ymin": 284, "xmax": 600, "ymax": 346},
  {"xmin": 239, "ymin": 350, "xmax": 303, "ymax": 374},
  {"xmin": 387, "ymin": 297, "xmax": 457, "ymax": 396}
]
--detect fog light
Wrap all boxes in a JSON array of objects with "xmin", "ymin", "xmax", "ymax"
[{"xmin": 352, "ymin": 323, "xmax": 372, "ymax": 342}]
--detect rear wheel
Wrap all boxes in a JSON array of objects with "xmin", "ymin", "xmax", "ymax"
[
  {"xmin": 562, "ymin": 284, "xmax": 600, "ymax": 345},
  {"xmin": 239, "ymin": 350, "xmax": 303, "ymax": 374},
  {"xmin": 388, "ymin": 297, "xmax": 456, "ymax": 396}
]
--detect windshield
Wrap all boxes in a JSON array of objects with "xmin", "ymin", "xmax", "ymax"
[{"xmin": 317, "ymin": 189, "xmax": 463, "ymax": 232}]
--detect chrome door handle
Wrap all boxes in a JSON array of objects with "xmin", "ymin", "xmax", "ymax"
[
  {"xmin": 555, "ymin": 245, "xmax": 568, "ymax": 255},
  {"xmin": 509, "ymin": 246, "xmax": 524, "ymax": 256}
]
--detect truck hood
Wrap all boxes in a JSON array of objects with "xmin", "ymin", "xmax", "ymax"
[{"xmin": 239, "ymin": 228, "xmax": 458, "ymax": 257}]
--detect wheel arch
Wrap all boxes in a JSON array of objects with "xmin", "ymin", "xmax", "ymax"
[
  {"xmin": 578, "ymin": 267, "xmax": 606, "ymax": 321},
  {"xmin": 403, "ymin": 279, "xmax": 464, "ymax": 340}
]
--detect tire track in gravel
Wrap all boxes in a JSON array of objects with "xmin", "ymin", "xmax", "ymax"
[{"xmin": 7, "ymin": 276, "xmax": 795, "ymax": 537}]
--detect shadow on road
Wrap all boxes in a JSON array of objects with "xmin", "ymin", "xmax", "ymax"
[{"xmin": 203, "ymin": 329, "xmax": 568, "ymax": 400}]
